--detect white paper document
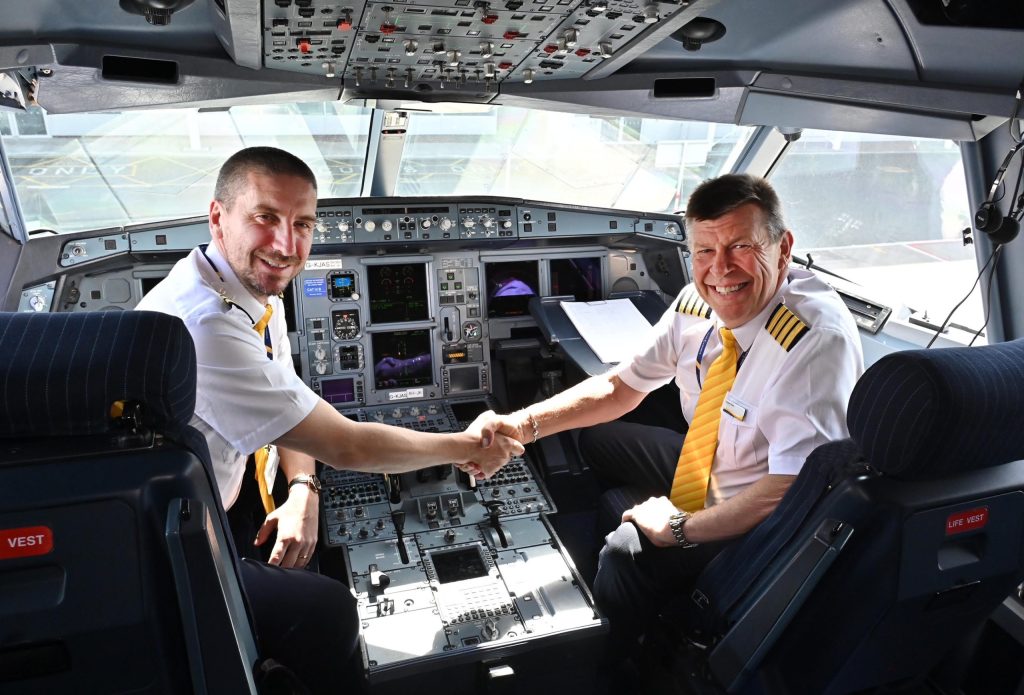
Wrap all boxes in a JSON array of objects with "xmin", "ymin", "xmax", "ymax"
[{"xmin": 560, "ymin": 298, "xmax": 655, "ymax": 364}]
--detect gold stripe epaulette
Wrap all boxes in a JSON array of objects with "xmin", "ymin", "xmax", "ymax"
[
  {"xmin": 765, "ymin": 303, "xmax": 810, "ymax": 351},
  {"xmin": 676, "ymin": 285, "xmax": 712, "ymax": 319}
]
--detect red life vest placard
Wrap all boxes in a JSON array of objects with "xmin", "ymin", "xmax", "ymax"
[
  {"xmin": 945, "ymin": 507, "xmax": 989, "ymax": 536},
  {"xmin": 0, "ymin": 526, "xmax": 54, "ymax": 560}
]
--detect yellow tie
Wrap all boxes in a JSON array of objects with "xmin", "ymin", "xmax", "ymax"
[
  {"xmin": 670, "ymin": 327, "xmax": 739, "ymax": 512},
  {"xmin": 252, "ymin": 304, "xmax": 276, "ymax": 515}
]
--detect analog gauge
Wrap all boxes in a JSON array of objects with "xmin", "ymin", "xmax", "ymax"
[
  {"xmin": 332, "ymin": 308, "xmax": 360, "ymax": 340},
  {"xmin": 463, "ymin": 320, "xmax": 482, "ymax": 342}
]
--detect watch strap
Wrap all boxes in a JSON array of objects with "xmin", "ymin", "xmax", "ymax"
[{"xmin": 669, "ymin": 511, "xmax": 697, "ymax": 548}]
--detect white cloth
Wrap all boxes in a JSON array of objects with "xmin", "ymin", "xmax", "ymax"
[
  {"xmin": 617, "ymin": 268, "xmax": 864, "ymax": 507},
  {"xmin": 136, "ymin": 244, "xmax": 319, "ymax": 509}
]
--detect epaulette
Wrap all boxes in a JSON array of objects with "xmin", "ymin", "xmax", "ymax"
[
  {"xmin": 765, "ymin": 302, "xmax": 810, "ymax": 351},
  {"xmin": 675, "ymin": 285, "xmax": 712, "ymax": 319}
]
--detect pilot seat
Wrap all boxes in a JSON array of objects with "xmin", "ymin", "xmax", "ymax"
[
  {"xmin": 642, "ymin": 338, "xmax": 1024, "ymax": 694},
  {"xmin": 0, "ymin": 311, "xmax": 261, "ymax": 694}
]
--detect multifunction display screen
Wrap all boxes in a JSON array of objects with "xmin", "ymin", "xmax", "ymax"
[
  {"xmin": 485, "ymin": 260, "xmax": 539, "ymax": 318},
  {"xmin": 367, "ymin": 263, "xmax": 429, "ymax": 323},
  {"xmin": 372, "ymin": 329, "xmax": 433, "ymax": 390},
  {"xmin": 550, "ymin": 257, "xmax": 602, "ymax": 302}
]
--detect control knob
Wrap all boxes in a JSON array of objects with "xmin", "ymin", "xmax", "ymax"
[
  {"xmin": 420, "ymin": 218, "xmax": 432, "ymax": 229},
  {"xmin": 364, "ymin": 220, "xmax": 377, "ymax": 232},
  {"xmin": 480, "ymin": 214, "xmax": 495, "ymax": 230},
  {"xmin": 500, "ymin": 219, "xmax": 512, "ymax": 230},
  {"xmin": 481, "ymin": 618, "xmax": 500, "ymax": 642},
  {"xmin": 337, "ymin": 220, "xmax": 350, "ymax": 232},
  {"xmin": 381, "ymin": 219, "xmax": 393, "ymax": 232},
  {"xmin": 439, "ymin": 217, "xmax": 453, "ymax": 231},
  {"xmin": 463, "ymin": 217, "xmax": 476, "ymax": 229}
]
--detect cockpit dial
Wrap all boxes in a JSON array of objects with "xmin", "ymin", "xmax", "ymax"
[
  {"xmin": 332, "ymin": 308, "xmax": 361, "ymax": 340},
  {"xmin": 463, "ymin": 320, "xmax": 482, "ymax": 342}
]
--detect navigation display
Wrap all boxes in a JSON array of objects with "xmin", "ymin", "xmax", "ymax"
[
  {"xmin": 367, "ymin": 263, "xmax": 429, "ymax": 323},
  {"xmin": 485, "ymin": 260, "xmax": 539, "ymax": 318},
  {"xmin": 372, "ymin": 329, "xmax": 433, "ymax": 390},
  {"xmin": 550, "ymin": 257, "xmax": 602, "ymax": 302}
]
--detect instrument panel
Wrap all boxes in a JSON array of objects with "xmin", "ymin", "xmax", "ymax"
[{"xmin": 321, "ymin": 398, "xmax": 604, "ymax": 683}]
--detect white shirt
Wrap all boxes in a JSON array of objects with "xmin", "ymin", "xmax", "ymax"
[
  {"xmin": 136, "ymin": 244, "xmax": 319, "ymax": 509},
  {"xmin": 618, "ymin": 268, "xmax": 864, "ymax": 507}
]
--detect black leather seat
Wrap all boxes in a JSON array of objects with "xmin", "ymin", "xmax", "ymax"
[
  {"xmin": 673, "ymin": 339, "xmax": 1024, "ymax": 694},
  {"xmin": 0, "ymin": 311, "xmax": 259, "ymax": 694}
]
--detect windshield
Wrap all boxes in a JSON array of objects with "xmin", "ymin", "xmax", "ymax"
[
  {"xmin": 1, "ymin": 103, "xmax": 753, "ymax": 236},
  {"xmin": 395, "ymin": 107, "xmax": 752, "ymax": 211}
]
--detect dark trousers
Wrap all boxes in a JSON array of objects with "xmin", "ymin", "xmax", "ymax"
[
  {"xmin": 580, "ymin": 421, "xmax": 727, "ymax": 651},
  {"xmin": 228, "ymin": 459, "xmax": 361, "ymax": 695}
]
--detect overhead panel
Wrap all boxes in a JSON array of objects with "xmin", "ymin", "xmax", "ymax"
[{"xmin": 262, "ymin": 0, "xmax": 695, "ymax": 97}]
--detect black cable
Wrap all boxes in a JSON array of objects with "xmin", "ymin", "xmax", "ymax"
[
  {"xmin": 968, "ymin": 245, "xmax": 1004, "ymax": 347},
  {"xmin": 925, "ymin": 244, "xmax": 1001, "ymax": 349}
]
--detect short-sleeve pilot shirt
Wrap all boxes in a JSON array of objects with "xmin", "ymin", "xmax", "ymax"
[
  {"xmin": 136, "ymin": 244, "xmax": 319, "ymax": 509},
  {"xmin": 617, "ymin": 268, "xmax": 864, "ymax": 507}
]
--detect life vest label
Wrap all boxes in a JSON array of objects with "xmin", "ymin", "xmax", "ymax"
[
  {"xmin": 0, "ymin": 526, "xmax": 54, "ymax": 560},
  {"xmin": 945, "ymin": 507, "xmax": 988, "ymax": 536}
]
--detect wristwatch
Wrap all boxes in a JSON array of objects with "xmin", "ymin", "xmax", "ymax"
[
  {"xmin": 288, "ymin": 474, "xmax": 322, "ymax": 495},
  {"xmin": 668, "ymin": 511, "xmax": 698, "ymax": 548}
]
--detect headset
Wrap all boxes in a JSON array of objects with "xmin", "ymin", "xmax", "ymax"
[{"xmin": 974, "ymin": 140, "xmax": 1024, "ymax": 245}]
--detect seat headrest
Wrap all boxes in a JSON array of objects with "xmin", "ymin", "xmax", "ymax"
[
  {"xmin": 847, "ymin": 339, "xmax": 1024, "ymax": 479},
  {"xmin": 0, "ymin": 311, "xmax": 196, "ymax": 437}
]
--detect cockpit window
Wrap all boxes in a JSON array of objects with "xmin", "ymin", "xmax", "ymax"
[
  {"xmin": 1, "ymin": 103, "xmax": 372, "ymax": 236},
  {"xmin": 769, "ymin": 130, "xmax": 983, "ymax": 342},
  {"xmin": 395, "ymin": 106, "xmax": 753, "ymax": 212}
]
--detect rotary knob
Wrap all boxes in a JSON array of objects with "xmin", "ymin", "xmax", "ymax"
[
  {"xmin": 338, "ymin": 220, "xmax": 350, "ymax": 232},
  {"xmin": 364, "ymin": 220, "xmax": 377, "ymax": 232},
  {"xmin": 381, "ymin": 219, "xmax": 393, "ymax": 232},
  {"xmin": 439, "ymin": 217, "xmax": 453, "ymax": 231}
]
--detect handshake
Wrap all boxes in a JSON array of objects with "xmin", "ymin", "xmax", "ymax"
[{"xmin": 454, "ymin": 410, "xmax": 537, "ymax": 480}]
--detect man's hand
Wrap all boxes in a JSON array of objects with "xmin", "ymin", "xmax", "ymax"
[
  {"xmin": 459, "ymin": 411, "xmax": 526, "ymax": 478},
  {"xmin": 469, "ymin": 409, "xmax": 530, "ymax": 446},
  {"xmin": 255, "ymin": 485, "xmax": 319, "ymax": 568},
  {"xmin": 621, "ymin": 496, "xmax": 680, "ymax": 548}
]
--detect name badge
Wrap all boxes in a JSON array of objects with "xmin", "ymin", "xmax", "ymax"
[{"xmin": 722, "ymin": 393, "xmax": 747, "ymax": 422}]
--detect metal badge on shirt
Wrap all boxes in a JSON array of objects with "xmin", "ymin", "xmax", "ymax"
[{"xmin": 722, "ymin": 392, "xmax": 748, "ymax": 422}]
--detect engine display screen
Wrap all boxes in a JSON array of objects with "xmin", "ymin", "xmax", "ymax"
[
  {"xmin": 431, "ymin": 546, "xmax": 488, "ymax": 584},
  {"xmin": 485, "ymin": 260, "xmax": 539, "ymax": 318},
  {"xmin": 550, "ymin": 257, "xmax": 602, "ymax": 302},
  {"xmin": 367, "ymin": 263, "xmax": 429, "ymax": 323},
  {"xmin": 372, "ymin": 329, "xmax": 433, "ymax": 390}
]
